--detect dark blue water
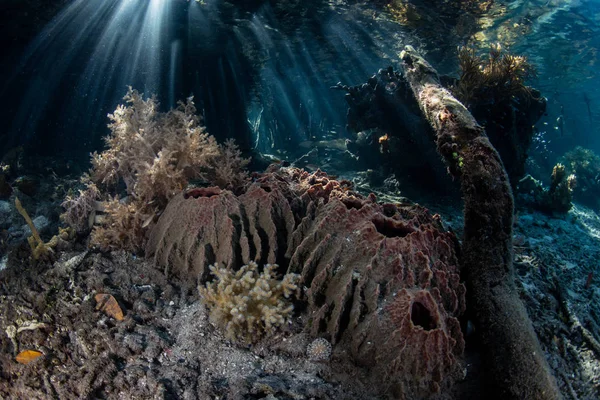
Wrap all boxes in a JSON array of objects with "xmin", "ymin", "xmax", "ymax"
[
  {"xmin": 482, "ymin": 0, "xmax": 600, "ymax": 159},
  {"xmin": 0, "ymin": 0, "xmax": 406, "ymax": 163},
  {"xmin": 1, "ymin": 0, "xmax": 599, "ymax": 170}
]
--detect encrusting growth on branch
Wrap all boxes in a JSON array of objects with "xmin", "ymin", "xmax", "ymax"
[
  {"xmin": 399, "ymin": 45, "xmax": 561, "ymax": 399},
  {"xmin": 453, "ymin": 44, "xmax": 537, "ymax": 107}
]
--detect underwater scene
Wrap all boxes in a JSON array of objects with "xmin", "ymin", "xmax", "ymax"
[{"xmin": 1, "ymin": 0, "xmax": 600, "ymax": 398}]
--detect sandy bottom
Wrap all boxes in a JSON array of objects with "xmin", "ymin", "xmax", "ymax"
[{"xmin": 1, "ymin": 198, "xmax": 599, "ymax": 399}]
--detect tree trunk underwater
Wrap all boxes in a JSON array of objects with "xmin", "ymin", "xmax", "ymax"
[{"xmin": 400, "ymin": 45, "xmax": 561, "ymax": 400}]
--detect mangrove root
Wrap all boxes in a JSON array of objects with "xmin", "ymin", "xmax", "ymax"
[{"xmin": 399, "ymin": 45, "xmax": 561, "ymax": 399}]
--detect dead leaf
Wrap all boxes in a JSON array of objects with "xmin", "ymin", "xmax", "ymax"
[
  {"xmin": 16, "ymin": 350, "xmax": 43, "ymax": 364},
  {"xmin": 95, "ymin": 293, "xmax": 124, "ymax": 321},
  {"xmin": 141, "ymin": 213, "xmax": 155, "ymax": 228}
]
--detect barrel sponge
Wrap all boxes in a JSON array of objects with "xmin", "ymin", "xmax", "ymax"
[
  {"xmin": 146, "ymin": 183, "xmax": 296, "ymax": 283},
  {"xmin": 284, "ymin": 191, "xmax": 465, "ymax": 399},
  {"xmin": 147, "ymin": 167, "xmax": 466, "ymax": 398},
  {"xmin": 368, "ymin": 288, "xmax": 465, "ymax": 397}
]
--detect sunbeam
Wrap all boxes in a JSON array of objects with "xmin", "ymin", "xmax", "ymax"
[{"xmin": 1, "ymin": 1, "xmax": 600, "ymax": 399}]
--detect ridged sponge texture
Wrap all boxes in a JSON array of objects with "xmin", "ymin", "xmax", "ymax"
[
  {"xmin": 286, "ymin": 191, "xmax": 466, "ymax": 398},
  {"xmin": 146, "ymin": 184, "xmax": 295, "ymax": 282},
  {"xmin": 147, "ymin": 168, "xmax": 466, "ymax": 399}
]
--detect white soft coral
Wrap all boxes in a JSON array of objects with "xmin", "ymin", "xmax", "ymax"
[{"xmin": 65, "ymin": 87, "xmax": 249, "ymax": 252}]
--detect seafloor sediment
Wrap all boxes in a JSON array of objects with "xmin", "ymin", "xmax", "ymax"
[{"xmin": 0, "ymin": 176, "xmax": 598, "ymax": 399}]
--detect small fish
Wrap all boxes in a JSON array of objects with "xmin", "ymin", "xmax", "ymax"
[
  {"xmin": 261, "ymin": 153, "xmax": 282, "ymax": 164},
  {"xmin": 378, "ymin": 133, "xmax": 390, "ymax": 154},
  {"xmin": 555, "ymin": 104, "xmax": 565, "ymax": 136},
  {"xmin": 555, "ymin": 115, "xmax": 564, "ymax": 136}
]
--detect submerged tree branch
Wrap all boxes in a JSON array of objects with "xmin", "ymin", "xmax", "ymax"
[{"xmin": 399, "ymin": 45, "xmax": 561, "ymax": 399}]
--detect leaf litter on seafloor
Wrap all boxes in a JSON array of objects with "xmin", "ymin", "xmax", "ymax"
[
  {"xmin": 15, "ymin": 350, "xmax": 44, "ymax": 364},
  {"xmin": 95, "ymin": 293, "xmax": 125, "ymax": 321}
]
